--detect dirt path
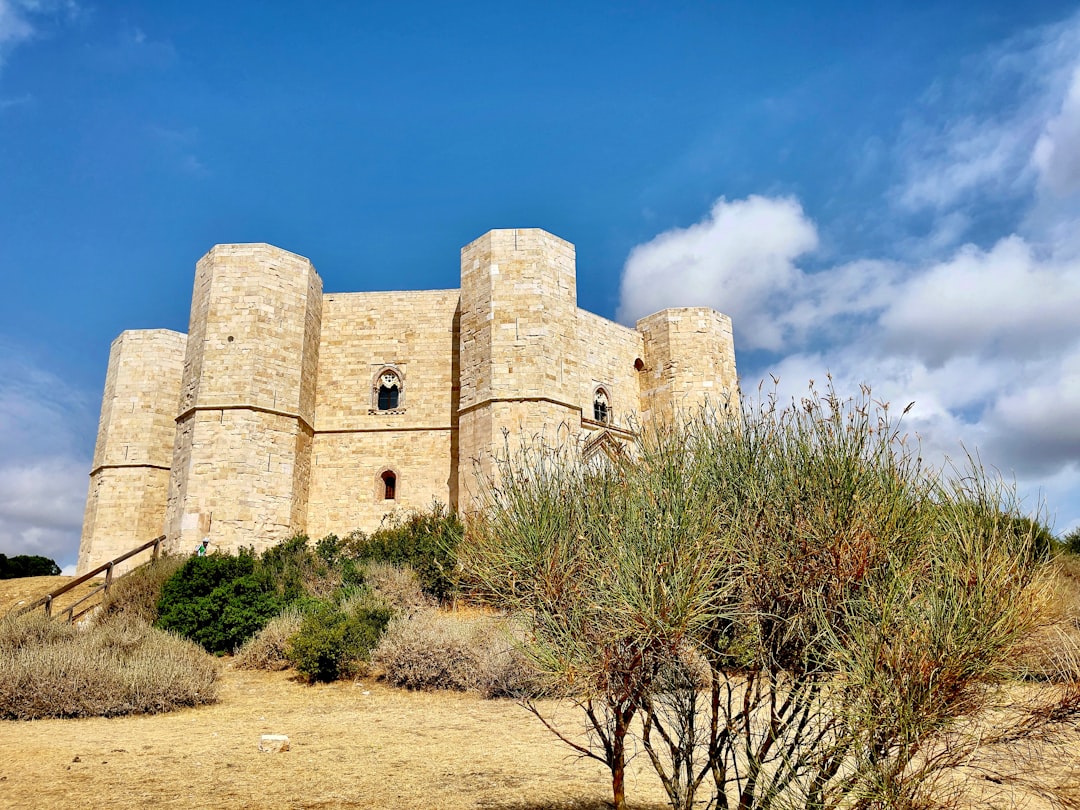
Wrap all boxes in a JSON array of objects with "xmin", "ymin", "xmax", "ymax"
[{"xmin": 0, "ymin": 665, "xmax": 669, "ymax": 810}]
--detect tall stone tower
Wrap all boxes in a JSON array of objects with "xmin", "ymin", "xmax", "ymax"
[
  {"xmin": 457, "ymin": 229, "xmax": 583, "ymax": 503},
  {"xmin": 162, "ymin": 244, "xmax": 323, "ymax": 555},
  {"xmin": 637, "ymin": 308, "xmax": 738, "ymax": 425},
  {"xmin": 77, "ymin": 329, "xmax": 188, "ymax": 573}
]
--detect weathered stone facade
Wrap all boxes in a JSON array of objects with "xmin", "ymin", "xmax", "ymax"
[{"xmin": 77, "ymin": 228, "xmax": 738, "ymax": 574}]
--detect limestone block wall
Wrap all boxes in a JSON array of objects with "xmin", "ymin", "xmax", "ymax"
[
  {"xmin": 458, "ymin": 399, "xmax": 581, "ymax": 508},
  {"xmin": 307, "ymin": 431, "xmax": 454, "ymax": 539},
  {"xmin": 164, "ymin": 244, "xmax": 323, "ymax": 554},
  {"xmin": 77, "ymin": 329, "xmax": 187, "ymax": 574},
  {"xmin": 637, "ymin": 308, "xmax": 738, "ymax": 424},
  {"xmin": 313, "ymin": 290, "xmax": 459, "ymax": 429},
  {"xmin": 573, "ymin": 309, "xmax": 645, "ymax": 434},
  {"xmin": 305, "ymin": 289, "xmax": 459, "ymax": 537},
  {"xmin": 165, "ymin": 409, "xmax": 313, "ymax": 554},
  {"xmin": 79, "ymin": 229, "xmax": 739, "ymax": 566},
  {"xmin": 459, "ymin": 229, "xmax": 578, "ymax": 411},
  {"xmin": 458, "ymin": 229, "xmax": 584, "ymax": 505}
]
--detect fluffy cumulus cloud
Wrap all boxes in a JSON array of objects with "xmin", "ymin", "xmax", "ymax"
[
  {"xmin": 0, "ymin": 349, "xmax": 93, "ymax": 569},
  {"xmin": 618, "ymin": 196, "xmax": 819, "ymax": 350},
  {"xmin": 618, "ymin": 11, "xmax": 1080, "ymax": 531}
]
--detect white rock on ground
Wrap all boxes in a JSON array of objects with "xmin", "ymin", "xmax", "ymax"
[{"xmin": 258, "ymin": 734, "xmax": 290, "ymax": 753}]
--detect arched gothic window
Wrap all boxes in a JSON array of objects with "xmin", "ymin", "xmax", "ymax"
[
  {"xmin": 374, "ymin": 368, "xmax": 402, "ymax": 411},
  {"xmin": 593, "ymin": 388, "xmax": 610, "ymax": 423}
]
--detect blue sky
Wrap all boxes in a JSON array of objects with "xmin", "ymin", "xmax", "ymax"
[{"xmin": 2, "ymin": 1, "xmax": 1080, "ymax": 570}]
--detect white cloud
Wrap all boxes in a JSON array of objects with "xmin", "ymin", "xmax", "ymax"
[
  {"xmin": 1033, "ymin": 64, "xmax": 1080, "ymax": 197},
  {"xmin": 879, "ymin": 236, "xmax": 1080, "ymax": 365},
  {"xmin": 0, "ymin": 1, "xmax": 36, "ymax": 58},
  {"xmin": 897, "ymin": 115, "xmax": 1036, "ymax": 212},
  {"xmin": 0, "ymin": 347, "xmax": 93, "ymax": 568},
  {"xmin": 0, "ymin": 0, "xmax": 79, "ymax": 72},
  {"xmin": 617, "ymin": 195, "xmax": 818, "ymax": 350},
  {"xmin": 616, "ymin": 12, "xmax": 1080, "ymax": 531},
  {"xmin": 894, "ymin": 10, "xmax": 1080, "ymax": 220}
]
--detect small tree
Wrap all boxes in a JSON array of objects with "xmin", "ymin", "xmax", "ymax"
[
  {"xmin": 460, "ymin": 384, "xmax": 1080, "ymax": 810},
  {"xmin": 462, "ymin": 424, "xmax": 736, "ymax": 810}
]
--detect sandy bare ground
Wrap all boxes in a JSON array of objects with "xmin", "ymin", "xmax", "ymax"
[{"xmin": 0, "ymin": 665, "xmax": 669, "ymax": 810}]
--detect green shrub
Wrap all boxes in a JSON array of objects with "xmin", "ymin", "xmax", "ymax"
[
  {"xmin": 286, "ymin": 589, "xmax": 391, "ymax": 682},
  {"xmin": 0, "ymin": 613, "xmax": 218, "ymax": 719},
  {"xmin": 259, "ymin": 533, "xmax": 357, "ymax": 599},
  {"xmin": 155, "ymin": 551, "xmax": 283, "ymax": 654},
  {"xmin": 341, "ymin": 504, "xmax": 462, "ymax": 601},
  {"xmin": 1062, "ymin": 526, "xmax": 1080, "ymax": 556}
]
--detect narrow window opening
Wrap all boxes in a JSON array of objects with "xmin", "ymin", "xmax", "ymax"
[
  {"xmin": 634, "ymin": 358, "xmax": 644, "ymax": 371},
  {"xmin": 377, "ymin": 371, "xmax": 400, "ymax": 410},
  {"xmin": 381, "ymin": 470, "xmax": 396, "ymax": 500},
  {"xmin": 593, "ymin": 388, "xmax": 610, "ymax": 423}
]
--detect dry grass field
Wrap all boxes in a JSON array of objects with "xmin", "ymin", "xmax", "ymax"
[
  {"xmin": 0, "ymin": 577, "xmax": 668, "ymax": 810},
  {"xmin": 3, "ymin": 573, "xmax": 1080, "ymax": 810},
  {"xmin": 0, "ymin": 663, "xmax": 671, "ymax": 810},
  {"xmin": 1, "ymin": 575, "xmax": 104, "ymax": 619}
]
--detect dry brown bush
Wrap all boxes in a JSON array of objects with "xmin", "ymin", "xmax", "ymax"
[
  {"xmin": 0, "ymin": 612, "xmax": 219, "ymax": 719},
  {"xmin": 1021, "ymin": 555, "xmax": 1080, "ymax": 682},
  {"xmin": 94, "ymin": 554, "xmax": 186, "ymax": 624},
  {"xmin": 362, "ymin": 561, "xmax": 433, "ymax": 614},
  {"xmin": 372, "ymin": 609, "xmax": 543, "ymax": 697},
  {"xmin": 233, "ymin": 604, "xmax": 307, "ymax": 671}
]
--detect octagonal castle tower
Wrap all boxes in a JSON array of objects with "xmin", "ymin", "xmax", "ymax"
[{"xmin": 77, "ymin": 228, "xmax": 737, "ymax": 573}]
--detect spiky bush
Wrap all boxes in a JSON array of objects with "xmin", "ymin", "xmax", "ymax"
[
  {"xmin": 371, "ymin": 609, "xmax": 543, "ymax": 697},
  {"xmin": 361, "ymin": 562, "xmax": 433, "ymax": 614},
  {"xmin": 459, "ymin": 383, "xmax": 1080, "ymax": 810}
]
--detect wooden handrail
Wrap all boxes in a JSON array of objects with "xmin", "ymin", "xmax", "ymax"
[{"xmin": 17, "ymin": 535, "xmax": 165, "ymax": 621}]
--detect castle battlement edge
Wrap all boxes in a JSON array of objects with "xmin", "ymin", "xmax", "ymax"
[{"xmin": 77, "ymin": 228, "xmax": 738, "ymax": 574}]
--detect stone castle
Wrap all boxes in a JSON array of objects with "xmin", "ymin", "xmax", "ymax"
[{"xmin": 77, "ymin": 228, "xmax": 738, "ymax": 574}]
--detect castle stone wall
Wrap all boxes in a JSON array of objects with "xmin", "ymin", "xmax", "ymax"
[
  {"xmin": 305, "ymin": 289, "xmax": 460, "ymax": 537},
  {"xmin": 638, "ymin": 308, "xmax": 738, "ymax": 424},
  {"xmin": 574, "ymin": 309, "xmax": 645, "ymax": 433},
  {"xmin": 307, "ymin": 431, "xmax": 454, "ymax": 539},
  {"xmin": 457, "ymin": 229, "xmax": 584, "ymax": 505},
  {"xmin": 78, "ymin": 329, "xmax": 187, "ymax": 573},
  {"xmin": 163, "ymin": 244, "xmax": 323, "ymax": 556},
  {"xmin": 78, "ymin": 228, "xmax": 738, "ymax": 571}
]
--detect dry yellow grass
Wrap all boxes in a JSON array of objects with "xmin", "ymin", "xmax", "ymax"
[
  {"xmin": 0, "ymin": 665, "xmax": 670, "ymax": 810},
  {"xmin": 0, "ymin": 575, "xmax": 104, "ymax": 619}
]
